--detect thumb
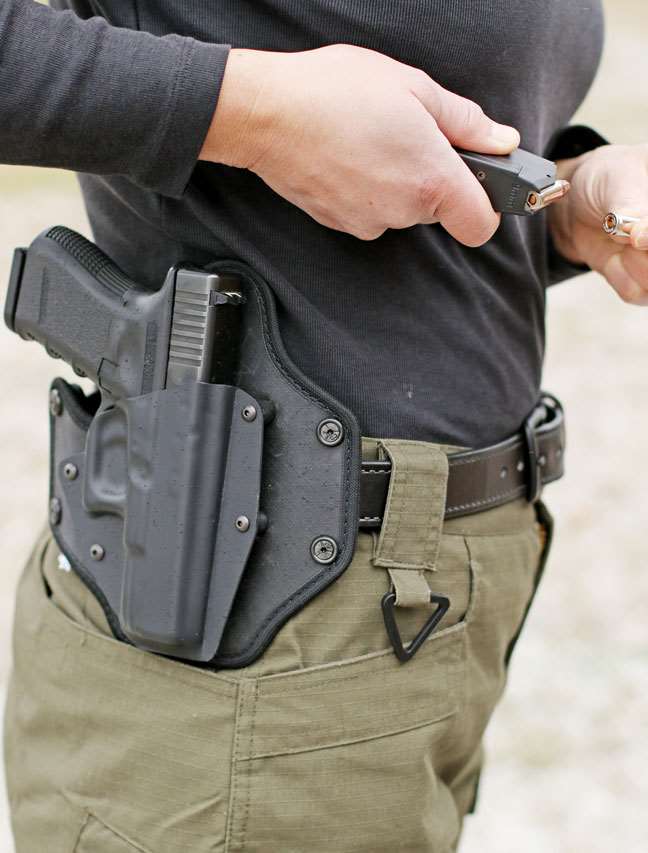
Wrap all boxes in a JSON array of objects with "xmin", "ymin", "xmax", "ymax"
[{"xmin": 414, "ymin": 79, "xmax": 520, "ymax": 155}]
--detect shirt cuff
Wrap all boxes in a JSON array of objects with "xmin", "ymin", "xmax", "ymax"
[
  {"xmin": 544, "ymin": 125, "xmax": 609, "ymax": 285},
  {"xmin": 545, "ymin": 124, "xmax": 609, "ymax": 162},
  {"xmin": 135, "ymin": 40, "xmax": 231, "ymax": 198}
]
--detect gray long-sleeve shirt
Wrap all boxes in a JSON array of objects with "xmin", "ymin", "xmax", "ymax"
[{"xmin": 1, "ymin": 0, "xmax": 604, "ymax": 446}]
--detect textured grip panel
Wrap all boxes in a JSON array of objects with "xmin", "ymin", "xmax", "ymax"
[{"xmin": 45, "ymin": 226, "xmax": 137, "ymax": 297}]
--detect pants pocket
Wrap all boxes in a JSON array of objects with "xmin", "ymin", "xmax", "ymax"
[
  {"xmin": 226, "ymin": 620, "xmax": 468, "ymax": 853},
  {"xmin": 5, "ymin": 532, "xmax": 238, "ymax": 853}
]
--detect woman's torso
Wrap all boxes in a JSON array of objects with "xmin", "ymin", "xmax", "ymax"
[{"xmin": 58, "ymin": 0, "xmax": 604, "ymax": 445}]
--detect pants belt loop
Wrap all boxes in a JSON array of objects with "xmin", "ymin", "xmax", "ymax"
[{"xmin": 372, "ymin": 439, "xmax": 449, "ymax": 608}]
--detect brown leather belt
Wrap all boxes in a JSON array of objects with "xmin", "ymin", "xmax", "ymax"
[{"xmin": 359, "ymin": 394, "xmax": 564, "ymax": 528}]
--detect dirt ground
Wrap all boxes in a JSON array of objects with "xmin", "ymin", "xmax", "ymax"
[{"xmin": 0, "ymin": 2, "xmax": 646, "ymax": 851}]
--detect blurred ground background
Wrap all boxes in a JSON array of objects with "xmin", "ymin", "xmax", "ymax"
[{"xmin": 0, "ymin": 2, "xmax": 646, "ymax": 851}]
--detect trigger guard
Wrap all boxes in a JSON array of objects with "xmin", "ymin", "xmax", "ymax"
[{"xmin": 83, "ymin": 405, "xmax": 128, "ymax": 515}]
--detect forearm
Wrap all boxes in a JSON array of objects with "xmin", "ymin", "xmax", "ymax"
[{"xmin": 0, "ymin": 0, "xmax": 229, "ymax": 197}]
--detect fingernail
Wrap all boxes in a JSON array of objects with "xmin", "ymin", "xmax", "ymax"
[
  {"xmin": 490, "ymin": 124, "xmax": 520, "ymax": 147},
  {"xmin": 634, "ymin": 228, "xmax": 648, "ymax": 249}
]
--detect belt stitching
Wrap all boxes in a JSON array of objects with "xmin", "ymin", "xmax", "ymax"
[
  {"xmin": 360, "ymin": 484, "xmax": 527, "ymax": 524},
  {"xmin": 360, "ymin": 430, "xmax": 560, "ymax": 520},
  {"xmin": 445, "ymin": 484, "xmax": 526, "ymax": 514}
]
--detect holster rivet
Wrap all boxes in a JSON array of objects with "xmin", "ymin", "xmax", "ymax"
[
  {"xmin": 49, "ymin": 388, "xmax": 63, "ymax": 417},
  {"xmin": 311, "ymin": 536, "xmax": 338, "ymax": 564},
  {"xmin": 317, "ymin": 418, "xmax": 344, "ymax": 447},
  {"xmin": 90, "ymin": 544, "xmax": 105, "ymax": 561},
  {"xmin": 63, "ymin": 462, "xmax": 78, "ymax": 481},
  {"xmin": 49, "ymin": 497, "xmax": 62, "ymax": 526},
  {"xmin": 242, "ymin": 405, "xmax": 257, "ymax": 422},
  {"xmin": 235, "ymin": 515, "xmax": 250, "ymax": 532}
]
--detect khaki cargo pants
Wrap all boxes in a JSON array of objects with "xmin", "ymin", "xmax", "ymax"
[{"xmin": 4, "ymin": 436, "xmax": 552, "ymax": 853}]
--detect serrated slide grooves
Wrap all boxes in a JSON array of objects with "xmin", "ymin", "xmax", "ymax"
[{"xmin": 169, "ymin": 286, "xmax": 207, "ymax": 368}]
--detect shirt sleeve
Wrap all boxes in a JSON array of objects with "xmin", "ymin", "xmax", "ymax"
[
  {"xmin": 0, "ymin": 0, "xmax": 230, "ymax": 198},
  {"xmin": 544, "ymin": 125, "xmax": 609, "ymax": 286}
]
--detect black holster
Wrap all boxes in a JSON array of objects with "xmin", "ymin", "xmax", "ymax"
[{"xmin": 48, "ymin": 261, "xmax": 361, "ymax": 668}]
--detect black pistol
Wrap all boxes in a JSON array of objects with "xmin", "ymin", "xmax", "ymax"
[{"xmin": 5, "ymin": 227, "xmax": 264, "ymax": 661}]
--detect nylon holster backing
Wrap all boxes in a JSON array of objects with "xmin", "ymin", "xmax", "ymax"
[{"xmin": 48, "ymin": 261, "xmax": 361, "ymax": 668}]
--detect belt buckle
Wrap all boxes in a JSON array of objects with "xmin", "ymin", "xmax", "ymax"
[{"xmin": 523, "ymin": 401, "xmax": 548, "ymax": 503}]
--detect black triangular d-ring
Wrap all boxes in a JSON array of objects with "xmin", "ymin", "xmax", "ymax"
[{"xmin": 381, "ymin": 590, "xmax": 451, "ymax": 663}]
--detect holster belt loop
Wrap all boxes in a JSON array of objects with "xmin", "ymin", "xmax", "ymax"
[
  {"xmin": 372, "ymin": 440, "xmax": 449, "ymax": 607},
  {"xmin": 386, "ymin": 569, "xmax": 432, "ymax": 608}
]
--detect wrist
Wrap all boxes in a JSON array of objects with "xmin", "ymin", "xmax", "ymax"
[
  {"xmin": 199, "ymin": 48, "xmax": 278, "ymax": 169},
  {"xmin": 547, "ymin": 156, "xmax": 588, "ymax": 265},
  {"xmin": 544, "ymin": 126, "xmax": 610, "ymax": 268}
]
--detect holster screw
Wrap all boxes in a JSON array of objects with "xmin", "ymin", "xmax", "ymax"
[
  {"xmin": 317, "ymin": 418, "xmax": 344, "ymax": 447},
  {"xmin": 242, "ymin": 405, "xmax": 257, "ymax": 422},
  {"xmin": 63, "ymin": 463, "xmax": 78, "ymax": 481},
  {"xmin": 90, "ymin": 544, "xmax": 105, "ymax": 561},
  {"xmin": 49, "ymin": 497, "xmax": 62, "ymax": 526},
  {"xmin": 235, "ymin": 515, "xmax": 250, "ymax": 532},
  {"xmin": 49, "ymin": 388, "xmax": 63, "ymax": 417},
  {"xmin": 311, "ymin": 536, "xmax": 338, "ymax": 564}
]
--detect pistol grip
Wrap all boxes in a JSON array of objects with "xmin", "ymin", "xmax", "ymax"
[{"xmin": 8, "ymin": 226, "xmax": 175, "ymax": 398}]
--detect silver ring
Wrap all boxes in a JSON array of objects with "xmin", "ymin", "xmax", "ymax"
[{"xmin": 603, "ymin": 212, "xmax": 641, "ymax": 239}]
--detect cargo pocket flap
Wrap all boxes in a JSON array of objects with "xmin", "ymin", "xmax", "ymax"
[{"xmin": 249, "ymin": 623, "xmax": 467, "ymax": 758}]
